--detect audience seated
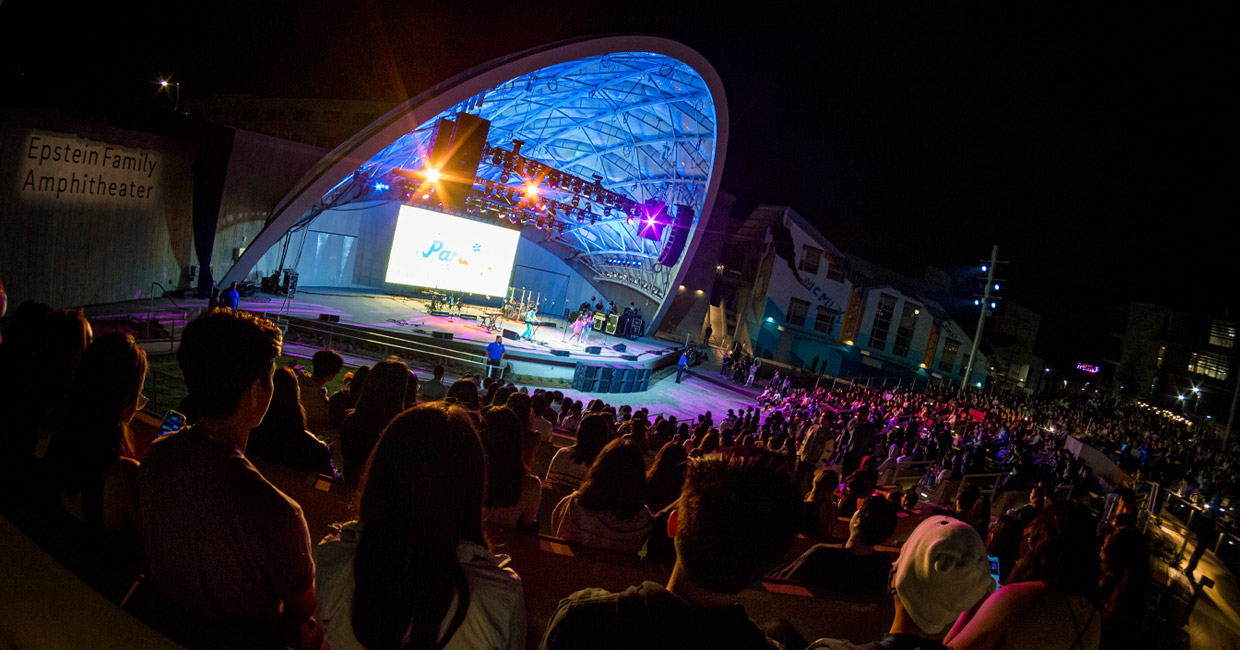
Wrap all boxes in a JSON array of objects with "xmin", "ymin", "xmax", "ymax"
[
  {"xmin": 807, "ymin": 516, "xmax": 996, "ymax": 650},
  {"xmin": 447, "ymin": 377, "xmax": 482, "ymax": 412},
  {"xmin": 482, "ymin": 405, "xmax": 542, "ymax": 531},
  {"xmin": 802, "ymin": 469, "xmax": 840, "ymax": 539},
  {"xmin": 539, "ymin": 447, "xmax": 800, "ymax": 649},
  {"xmin": 532, "ymin": 394, "xmax": 555, "ymax": 442},
  {"xmin": 339, "ymin": 359, "xmax": 408, "ymax": 484},
  {"xmin": 248, "ymin": 367, "xmax": 335, "ymax": 476},
  {"xmin": 551, "ymin": 439, "xmax": 653, "ymax": 554},
  {"xmin": 644, "ymin": 441, "xmax": 689, "ymax": 514},
  {"xmin": 327, "ymin": 365, "xmax": 369, "ymax": 422},
  {"xmin": 315, "ymin": 403, "xmax": 525, "ymax": 650},
  {"xmin": 296, "ymin": 349, "xmax": 343, "ymax": 430},
  {"xmin": 43, "ymin": 332, "xmax": 147, "ymax": 593},
  {"xmin": 944, "ymin": 501, "xmax": 1101, "ymax": 650},
  {"xmin": 1097, "ymin": 526, "xmax": 1149, "ymax": 650},
  {"xmin": 545, "ymin": 413, "xmax": 611, "ymax": 489},
  {"xmin": 136, "ymin": 308, "xmax": 319, "ymax": 649},
  {"xmin": 420, "ymin": 364, "xmax": 448, "ymax": 401},
  {"xmin": 772, "ymin": 495, "xmax": 899, "ymax": 594}
]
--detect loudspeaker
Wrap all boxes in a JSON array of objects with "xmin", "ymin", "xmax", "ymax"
[
  {"xmin": 621, "ymin": 354, "xmax": 639, "ymax": 361},
  {"xmin": 657, "ymin": 204, "xmax": 695, "ymax": 267},
  {"xmin": 318, "ymin": 313, "xmax": 340, "ymax": 323},
  {"xmin": 429, "ymin": 113, "xmax": 491, "ymax": 209},
  {"xmin": 551, "ymin": 349, "xmax": 571, "ymax": 357},
  {"xmin": 428, "ymin": 309, "xmax": 453, "ymax": 317},
  {"xmin": 503, "ymin": 329, "xmax": 520, "ymax": 340},
  {"xmin": 431, "ymin": 331, "xmax": 454, "ymax": 341},
  {"xmin": 611, "ymin": 343, "xmax": 627, "ymax": 353},
  {"xmin": 585, "ymin": 346, "xmax": 602, "ymax": 355}
]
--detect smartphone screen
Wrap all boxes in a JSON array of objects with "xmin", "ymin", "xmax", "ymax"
[
  {"xmin": 988, "ymin": 555, "xmax": 1001, "ymax": 587},
  {"xmin": 158, "ymin": 410, "xmax": 186, "ymax": 438}
]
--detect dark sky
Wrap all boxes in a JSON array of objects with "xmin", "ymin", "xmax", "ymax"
[{"xmin": 4, "ymin": 1, "xmax": 1234, "ymax": 364}]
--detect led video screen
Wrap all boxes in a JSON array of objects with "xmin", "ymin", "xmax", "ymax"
[{"xmin": 384, "ymin": 205, "xmax": 520, "ymax": 296}]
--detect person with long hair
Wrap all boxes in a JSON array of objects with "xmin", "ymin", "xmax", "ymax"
[
  {"xmin": 314, "ymin": 403, "xmax": 525, "ymax": 650},
  {"xmin": 481, "ymin": 406, "xmax": 542, "ymax": 531},
  {"xmin": 945, "ymin": 501, "xmax": 1102, "ymax": 650},
  {"xmin": 545, "ymin": 413, "xmax": 612, "ymax": 489},
  {"xmin": 644, "ymin": 441, "xmax": 689, "ymax": 514},
  {"xmin": 44, "ymin": 332, "xmax": 147, "ymax": 587},
  {"xmin": 552, "ymin": 439, "xmax": 653, "ymax": 553},
  {"xmin": 801, "ymin": 469, "xmax": 840, "ymax": 540},
  {"xmin": 248, "ymin": 367, "xmax": 335, "ymax": 476},
  {"xmin": 1097, "ymin": 526, "xmax": 1149, "ymax": 650},
  {"xmin": 339, "ymin": 360, "xmax": 408, "ymax": 484}
]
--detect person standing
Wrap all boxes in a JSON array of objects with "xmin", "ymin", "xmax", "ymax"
[
  {"xmin": 703, "ymin": 324, "xmax": 713, "ymax": 347},
  {"xmin": 676, "ymin": 350, "xmax": 690, "ymax": 384},
  {"xmin": 841, "ymin": 405, "xmax": 877, "ymax": 478},
  {"xmin": 1185, "ymin": 483, "xmax": 1227, "ymax": 579},
  {"xmin": 486, "ymin": 336, "xmax": 506, "ymax": 381},
  {"xmin": 746, "ymin": 358, "xmax": 761, "ymax": 386},
  {"xmin": 222, "ymin": 282, "xmax": 241, "ymax": 310},
  {"xmin": 522, "ymin": 306, "xmax": 537, "ymax": 341}
]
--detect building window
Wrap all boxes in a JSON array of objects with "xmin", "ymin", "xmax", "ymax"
[
  {"xmin": 787, "ymin": 298, "xmax": 810, "ymax": 327},
  {"xmin": 1156, "ymin": 345, "xmax": 1165, "ymax": 369},
  {"xmin": 892, "ymin": 303, "xmax": 920, "ymax": 358},
  {"xmin": 940, "ymin": 338, "xmax": 960, "ymax": 372},
  {"xmin": 1209, "ymin": 323, "xmax": 1235, "ymax": 349},
  {"xmin": 868, "ymin": 294, "xmax": 897, "ymax": 350},
  {"xmin": 814, "ymin": 307, "xmax": 836, "ymax": 334},
  {"xmin": 800, "ymin": 245, "xmax": 822, "ymax": 274},
  {"xmin": 825, "ymin": 254, "xmax": 846, "ymax": 282},
  {"xmin": 1187, "ymin": 351, "xmax": 1230, "ymax": 380}
]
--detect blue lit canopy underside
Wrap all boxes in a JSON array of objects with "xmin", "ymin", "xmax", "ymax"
[{"xmin": 326, "ymin": 51, "xmax": 718, "ymax": 298}]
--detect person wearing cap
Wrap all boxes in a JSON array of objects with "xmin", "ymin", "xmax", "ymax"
[
  {"xmin": 807, "ymin": 516, "xmax": 996, "ymax": 650},
  {"xmin": 770, "ymin": 495, "xmax": 899, "ymax": 594}
]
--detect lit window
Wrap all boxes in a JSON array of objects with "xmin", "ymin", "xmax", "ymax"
[
  {"xmin": 1187, "ymin": 351, "xmax": 1229, "ymax": 380},
  {"xmin": 1209, "ymin": 323, "xmax": 1235, "ymax": 349},
  {"xmin": 940, "ymin": 338, "xmax": 960, "ymax": 373},
  {"xmin": 892, "ymin": 303, "xmax": 920, "ymax": 358},
  {"xmin": 814, "ymin": 307, "xmax": 837, "ymax": 334}
]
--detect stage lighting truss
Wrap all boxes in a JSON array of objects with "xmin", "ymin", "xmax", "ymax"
[{"xmin": 319, "ymin": 51, "xmax": 717, "ymax": 301}]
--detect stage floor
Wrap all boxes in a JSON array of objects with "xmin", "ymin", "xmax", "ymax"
[
  {"xmin": 85, "ymin": 288, "xmax": 760, "ymax": 421},
  {"xmin": 253, "ymin": 287, "xmax": 676, "ymax": 367}
]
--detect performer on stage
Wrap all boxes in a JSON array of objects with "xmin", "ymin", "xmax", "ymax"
[
  {"xmin": 568, "ymin": 311, "xmax": 590, "ymax": 344},
  {"xmin": 522, "ymin": 306, "xmax": 537, "ymax": 341}
]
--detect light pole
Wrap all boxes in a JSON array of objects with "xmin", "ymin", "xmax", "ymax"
[
  {"xmin": 962, "ymin": 245, "xmax": 1000, "ymax": 389},
  {"xmin": 159, "ymin": 78, "xmax": 181, "ymax": 112}
]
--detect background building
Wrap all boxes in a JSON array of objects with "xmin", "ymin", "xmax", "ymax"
[
  {"xmin": 1113, "ymin": 302, "xmax": 1237, "ymax": 421},
  {"xmin": 706, "ymin": 205, "xmax": 987, "ymax": 387},
  {"xmin": 183, "ymin": 95, "xmax": 392, "ymax": 150}
]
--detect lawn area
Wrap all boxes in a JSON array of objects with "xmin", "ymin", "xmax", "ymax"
[{"xmin": 143, "ymin": 352, "xmax": 355, "ymax": 418}]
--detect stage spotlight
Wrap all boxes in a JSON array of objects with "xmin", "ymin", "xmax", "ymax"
[
  {"xmin": 626, "ymin": 216, "xmax": 634, "ymax": 225},
  {"xmin": 423, "ymin": 167, "xmax": 442, "ymax": 182},
  {"xmin": 571, "ymin": 196, "xmax": 580, "ymax": 208},
  {"xmin": 524, "ymin": 181, "xmax": 540, "ymax": 198}
]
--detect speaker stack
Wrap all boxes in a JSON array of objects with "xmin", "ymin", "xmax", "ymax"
[
  {"xmin": 657, "ymin": 204, "xmax": 695, "ymax": 267},
  {"xmin": 571, "ymin": 362, "xmax": 651, "ymax": 394}
]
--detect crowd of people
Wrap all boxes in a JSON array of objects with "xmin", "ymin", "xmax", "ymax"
[{"xmin": 0, "ymin": 299, "xmax": 1228, "ymax": 650}]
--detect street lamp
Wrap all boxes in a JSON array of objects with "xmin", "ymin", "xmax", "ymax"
[{"xmin": 159, "ymin": 77, "xmax": 181, "ymax": 112}]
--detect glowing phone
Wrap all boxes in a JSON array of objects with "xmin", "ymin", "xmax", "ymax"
[
  {"xmin": 988, "ymin": 555, "xmax": 1001, "ymax": 587},
  {"xmin": 157, "ymin": 410, "xmax": 186, "ymax": 439}
]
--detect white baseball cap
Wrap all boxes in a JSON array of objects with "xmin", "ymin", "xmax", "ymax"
[{"xmin": 894, "ymin": 516, "xmax": 996, "ymax": 634}]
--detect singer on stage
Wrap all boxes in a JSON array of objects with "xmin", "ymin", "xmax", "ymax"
[{"xmin": 522, "ymin": 306, "xmax": 537, "ymax": 341}]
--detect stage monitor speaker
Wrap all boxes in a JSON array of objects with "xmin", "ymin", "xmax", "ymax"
[
  {"xmin": 318, "ymin": 313, "xmax": 340, "ymax": 323},
  {"xmin": 657, "ymin": 204, "xmax": 695, "ymax": 267},
  {"xmin": 550, "ymin": 349, "xmax": 571, "ymax": 357},
  {"xmin": 621, "ymin": 354, "xmax": 639, "ymax": 361},
  {"xmin": 502, "ymin": 329, "xmax": 520, "ymax": 340},
  {"xmin": 428, "ymin": 309, "xmax": 453, "ymax": 317},
  {"xmin": 431, "ymin": 331, "xmax": 454, "ymax": 341},
  {"xmin": 611, "ymin": 343, "xmax": 627, "ymax": 353},
  {"xmin": 585, "ymin": 346, "xmax": 602, "ymax": 355}
]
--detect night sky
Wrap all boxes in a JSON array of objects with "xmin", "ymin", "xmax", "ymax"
[{"xmin": 4, "ymin": 1, "xmax": 1233, "ymax": 365}]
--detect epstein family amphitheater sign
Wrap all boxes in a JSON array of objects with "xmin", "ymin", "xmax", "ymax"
[{"xmin": 19, "ymin": 132, "xmax": 161, "ymax": 203}]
